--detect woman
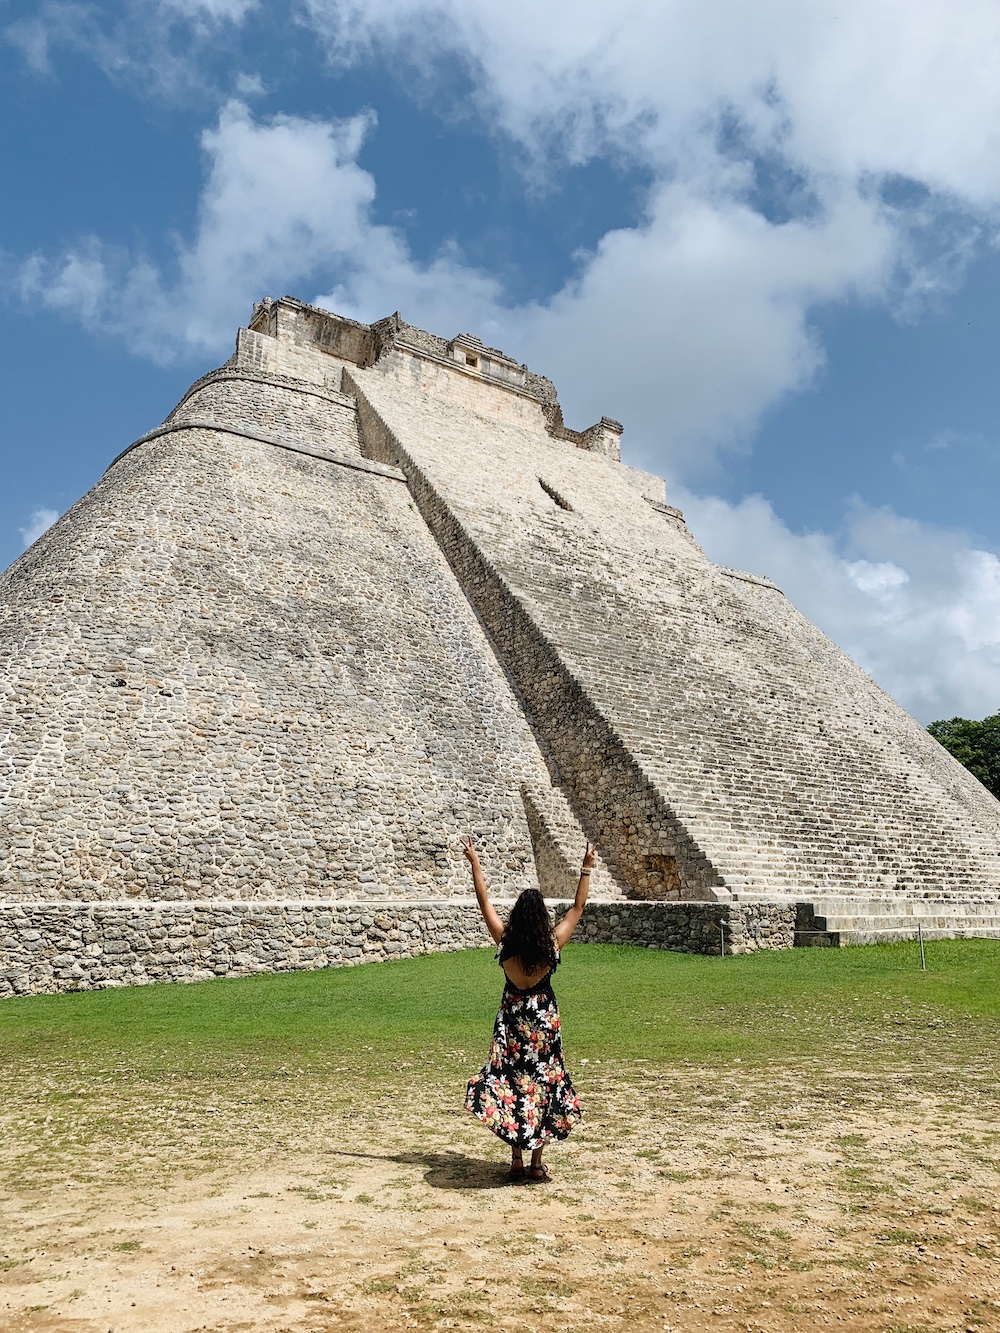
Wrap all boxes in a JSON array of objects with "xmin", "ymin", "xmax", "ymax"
[{"xmin": 462, "ymin": 836, "xmax": 596, "ymax": 1182}]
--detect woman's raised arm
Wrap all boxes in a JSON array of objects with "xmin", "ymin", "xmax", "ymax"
[
  {"xmin": 554, "ymin": 842, "xmax": 597, "ymax": 948},
  {"xmin": 462, "ymin": 836, "xmax": 505, "ymax": 944}
]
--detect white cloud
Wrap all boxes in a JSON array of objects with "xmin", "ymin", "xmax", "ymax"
[
  {"xmin": 19, "ymin": 507, "xmax": 60, "ymax": 547},
  {"xmin": 19, "ymin": 249, "xmax": 108, "ymax": 324},
  {"xmin": 21, "ymin": 0, "xmax": 999, "ymax": 213},
  {"xmin": 234, "ymin": 71, "xmax": 265, "ymax": 96},
  {"xmin": 311, "ymin": 172, "xmax": 897, "ymax": 471},
  {"xmin": 18, "ymin": 100, "xmax": 502, "ymax": 366},
  {"xmin": 678, "ymin": 489, "xmax": 1000, "ymax": 722},
  {"xmin": 19, "ymin": 100, "xmax": 895, "ymax": 476},
  {"xmin": 158, "ymin": 0, "xmax": 257, "ymax": 20},
  {"xmin": 297, "ymin": 0, "xmax": 1000, "ymax": 396},
  {"xmin": 16, "ymin": 3, "xmax": 1000, "ymax": 457},
  {"xmin": 302, "ymin": 0, "xmax": 1000, "ymax": 204},
  {"xmin": 478, "ymin": 179, "xmax": 894, "ymax": 477},
  {"xmin": 4, "ymin": 3, "xmax": 87, "ymax": 75},
  {"xmin": 4, "ymin": 0, "xmax": 256, "ymax": 95},
  {"xmin": 845, "ymin": 560, "xmax": 909, "ymax": 598},
  {"xmin": 18, "ymin": 101, "xmax": 499, "ymax": 364}
]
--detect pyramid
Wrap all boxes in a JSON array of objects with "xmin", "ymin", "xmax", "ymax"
[{"xmin": 2, "ymin": 297, "xmax": 999, "ymax": 995}]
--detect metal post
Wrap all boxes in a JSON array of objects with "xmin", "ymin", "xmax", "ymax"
[
  {"xmin": 720, "ymin": 920, "xmax": 726, "ymax": 957},
  {"xmin": 918, "ymin": 921, "xmax": 926, "ymax": 971}
]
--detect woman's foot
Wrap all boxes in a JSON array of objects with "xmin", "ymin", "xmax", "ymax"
[
  {"xmin": 528, "ymin": 1150, "xmax": 550, "ymax": 1182},
  {"xmin": 508, "ymin": 1149, "xmax": 526, "ymax": 1182}
]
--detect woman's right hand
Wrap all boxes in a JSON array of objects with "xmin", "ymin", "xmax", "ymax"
[{"xmin": 461, "ymin": 835, "xmax": 479, "ymax": 865}]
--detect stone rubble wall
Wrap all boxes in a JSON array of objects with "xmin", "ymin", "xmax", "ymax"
[
  {"xmin": 567, "ymin": 900, "xmax": 796, "ymax": 954},
  {"xmin": 0, "ymin": 899, "xmax": 793, "ymax": 998}
]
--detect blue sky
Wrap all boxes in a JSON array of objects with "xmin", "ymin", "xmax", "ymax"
[{"xmin": 3, "ymin": 0, "xmax": 999, "ymax": 723}]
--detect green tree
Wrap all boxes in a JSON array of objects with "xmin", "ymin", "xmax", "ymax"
[{"xmin": 927, "ymin": 712, "xmax": 1000, "ymax": 800}]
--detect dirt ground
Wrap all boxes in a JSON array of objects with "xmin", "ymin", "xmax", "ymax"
[{"xmin": 1, "ymin": 1059, "xmax": 998, "ymax": 1333}]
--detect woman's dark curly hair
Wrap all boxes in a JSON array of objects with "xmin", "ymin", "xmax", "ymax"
[{"xmin": 499, "ymin": 888, "xmax": 558, "ymax": 976}]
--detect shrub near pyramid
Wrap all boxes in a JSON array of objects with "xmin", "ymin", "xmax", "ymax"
[{"xmin": 2, "ymin": 298, "xmax": 999, "ymax": 996}]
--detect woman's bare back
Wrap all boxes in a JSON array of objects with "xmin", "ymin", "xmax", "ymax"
[{"xmin": 501, "ymin": 956, "xmax": 553, "ymax": 991}]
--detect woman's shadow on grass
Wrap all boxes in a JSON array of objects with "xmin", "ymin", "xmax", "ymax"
[{"xmin": 329, "ymin": 1148, "xmax": 512, "ymax": 1190}]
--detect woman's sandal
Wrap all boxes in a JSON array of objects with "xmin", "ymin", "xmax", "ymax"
[
  {"xmin": 508, "ymin": 1152, "xmax": 526, "ymax": 1182},
  {"xmin": 528, "ymin": 1162, "xmax": 550, "ymax": 1183}
]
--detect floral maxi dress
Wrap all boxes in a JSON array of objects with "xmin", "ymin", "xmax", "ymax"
[{"xmin": 464, "ymin": 955, "xmax": 583, "ymax": 1150}]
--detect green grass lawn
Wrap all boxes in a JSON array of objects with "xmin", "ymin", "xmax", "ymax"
[{"xmin": 2, "ymin": 939, "xmax": 998, "ymax": 1079}]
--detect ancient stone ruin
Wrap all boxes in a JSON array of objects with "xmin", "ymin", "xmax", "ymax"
[{"xmin": 2, "ymin": 297, "xmax": 999, "ymax": 995}]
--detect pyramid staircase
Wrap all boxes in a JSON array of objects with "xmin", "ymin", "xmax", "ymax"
[{"xmin": 729, "ymin": 891, "xmax": 1000, "ymax": 947}]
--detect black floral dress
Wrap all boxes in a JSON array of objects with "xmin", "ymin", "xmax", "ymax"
[{"xmin": 464, "ymin": 951, "xmax": 583, "ymax": 1149}]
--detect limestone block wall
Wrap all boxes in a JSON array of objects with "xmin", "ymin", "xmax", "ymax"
[
  {"xmin": 237, "ymin": 315, "xmax": 353, "ymax": 391},
  {"xmin": 0, "ymin": 899, "xmax": 793, "ymax": 998},
  {"xmin": 165, "ymin": 371, "xmax": 362, "ymax": 463}
]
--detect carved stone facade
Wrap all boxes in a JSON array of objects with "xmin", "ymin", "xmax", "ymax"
[{"xmin": 2, "ymin": 296, "xmax": 998, "ymax": 996}]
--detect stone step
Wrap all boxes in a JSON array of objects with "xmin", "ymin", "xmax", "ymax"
[
  {"xmin": 836, "ymin": 926, "xmax": 1000, "ymax": 946},
  {"xmin": 808, "ymin": 901, "xmax": 1000, "ymax": 916},
  {"xmin": 819, "ymin": 914, "xmax": 1000, "ymax": 932},
  {"xmin": 733, "ymin": 892, "xmax": 1000, "ymax": 908},
  {"xmin": 794, "ymin": 924, "xmax": 1000, "ymax": 947},
  {"xmin": 737, "ymin": 887, "xmax": 1000, "ymax": 948},
  {"xmin": 793, "ymin": 930, "xmax": 840, "ymax": 948}
]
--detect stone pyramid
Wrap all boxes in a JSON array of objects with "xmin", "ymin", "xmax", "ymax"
[{"xmin": 2, "ymin": 297, "xmax": 998, "ymax": 995}]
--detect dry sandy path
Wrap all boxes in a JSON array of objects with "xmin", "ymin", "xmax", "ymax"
[{"xmin": 1, "ymin": 1063, "xmax": 998, "ymax": 1332}]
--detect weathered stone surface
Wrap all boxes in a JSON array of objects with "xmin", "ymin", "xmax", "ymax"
[
  {"xmin": 342, "ymin": 327, "xmax": 1000, "ymax": 901},
  {"xmin": 0, "ymin": 898, "xmax": 792, "ymax": 996},
  {"xmin": 0, "ymin": 328, "xmax": 610, "ymax": 908},
  {"xmin": 1, "ymin": 294, "xmax": 998, "ymax": 997}
]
